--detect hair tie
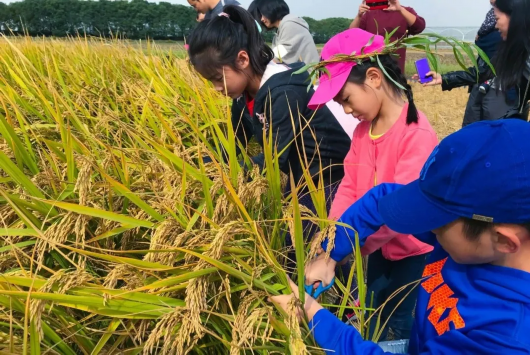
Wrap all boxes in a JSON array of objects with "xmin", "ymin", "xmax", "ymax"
[{"xmin": 218, "ymin": 11, "xmax": 261, "ymax": 33}]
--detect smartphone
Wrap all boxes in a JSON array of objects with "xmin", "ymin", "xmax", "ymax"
[
  {"xmin": 415, "ymin": 58, "xmax": 433, "ymax": 84},
  {"xmin": 366, "ymin": 0, "xmax": 389, "ymax": 10}
]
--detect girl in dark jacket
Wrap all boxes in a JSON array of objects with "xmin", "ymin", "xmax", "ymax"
[
  {"xmin": 187, "ymin": 5, "xmax": 352, "ymax": 261},
  {"xmin": 188, "ymin": 5, "xmax": 350, "ymax": 187}
]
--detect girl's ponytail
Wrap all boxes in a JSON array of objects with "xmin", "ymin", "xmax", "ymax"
[
  {"xmin": 188, "ymin": 5, "xmax": 273, "ymax": 78},
  {"xmin": 403, "ymin": 79, "xmax": 419, "ymax": 125},
  {"xmin": 222, "ymin": 5, "xmax": 271, "ymax": 75},
  {"xmin": 405, "ymin": 87, "xmax": 419, "ymax": 124},
  {"xmin": 404, "ymin": 87, "xmax": 419, "ymax": 124},
  {"xmin": 383, "ymin": 56, "xmax": 419, "ymax": 125}
]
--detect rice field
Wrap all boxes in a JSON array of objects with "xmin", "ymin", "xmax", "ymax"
[
  {"xmin": 413, "ymin": 84, "xmax": 468, "ymax": 138},
  {"xmin": 0, "ymin": 37, "xmax": 468, "ymax": 354}
]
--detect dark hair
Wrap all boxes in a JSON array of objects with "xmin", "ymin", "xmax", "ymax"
[
  {"xmin": 248, "ymin": 0, "xmax": 290, "ymax": 24},
  {"xmin": 493, "ymin": 0, "xmax": 530, "ymax": 91},
  {"xmin": 188, "ymin": 5, "xmax": 274, "ymax": 79},
  {"xmin": 461, "ymin": 217, "xmax": 530, "ymax": 241},
  {"xmin": 346, "ymin": 55, "xmax": 419, "ymax": 125},
  {"xmin": 248, "ymin": 1, "xmax": 263, "ymax": 24}
]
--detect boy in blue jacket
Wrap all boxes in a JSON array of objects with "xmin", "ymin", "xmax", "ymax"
[{"xmin": 271, "ymin": 119, "xmax": 530, "ymax": 354}]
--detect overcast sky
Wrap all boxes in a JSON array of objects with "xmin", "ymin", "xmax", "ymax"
[
  {"xmin": 165, "ymin": 0, "xmax": 492, "ymax": 27},
  {"xmin": 0, "ymin": 0, "xmax": 492, "ymax": 27}
]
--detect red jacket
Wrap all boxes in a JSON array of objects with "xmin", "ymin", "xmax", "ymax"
[
  {"xmin": 329, "ymin": 105, "xmax": 437, "ymax": 260},
  {"xmin": 359, "ymin": 7, "xmax": 426, "ymax": 72}
]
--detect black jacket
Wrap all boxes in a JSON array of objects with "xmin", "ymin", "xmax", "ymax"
[
  {"xmin": 231, "ymin": 63, "xmax": 350, "ymax": 185},
  {"xmin": 440, "ymin": 31, "xmax": 501, "ymax": 92},
  {"xmin": 440, "ymin": 58, "xmax": 491, "ymax": 92},
  {"xmin": 440, "ymin": 61, "xmax": 528, "ymax": 117}
]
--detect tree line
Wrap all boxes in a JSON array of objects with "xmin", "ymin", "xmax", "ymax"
[{"xmin": 0, "ymin": 0, "xmax": 351, "ymax": 42}]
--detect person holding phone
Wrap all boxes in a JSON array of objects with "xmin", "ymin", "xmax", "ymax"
[
  {"xmin": 415, "ymin": 0, "xmax": 529, "ymax": 126},
  {"xmin": 349, "ymin": 0, "xmax": 426, "ymax": 72}
]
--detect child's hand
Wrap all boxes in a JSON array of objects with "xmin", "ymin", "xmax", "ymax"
[
  {"xmin": 270, "ymin": 279, "xmax": 323, "ymax": 322},
  {"xmin": 305, "ymin": 249, "xmax": 337, "ymax": 293}
]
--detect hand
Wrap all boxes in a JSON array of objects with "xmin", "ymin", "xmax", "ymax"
[
  {"xmin": 384, "ymin": 0, "xmax": 402, "ymax": 11},
  {"xmin": 358, "ymin": 1, "xmax": 370, "ymax": 16},
  {"xmin": 412, "ymin": 71, "xmax": 442, "ymax": 86},
  {"xmin": 304, "ymin": 249, "xmax": 337, "ymax": 292},
  {"xmin": 269, "ymin": 279, "xmax": 323, "ymax": 322},
  {"xmin": 422, "ymin": 71, "xmax": 442, "ymax": 86}
]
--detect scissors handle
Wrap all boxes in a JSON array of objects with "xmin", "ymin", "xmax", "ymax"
[{"xmin": 304, "ymin": 277, "xmax": 335, "ymax": 298}]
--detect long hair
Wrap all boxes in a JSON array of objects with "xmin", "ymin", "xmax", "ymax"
[
  {"xmin": 493, "ymin": 0, "xmax": 530, "ymax": 90},
  {"xmin": 252, "ymin": 0, "xmax": 289, "ymax": 23},
  {"xmin": 188, "ymin": 5, "xmax": 274, "ymax": 79}
]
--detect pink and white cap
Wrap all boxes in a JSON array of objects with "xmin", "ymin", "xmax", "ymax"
[{"xmin": 308, "ymin": 28, "xmax": 386, "ymax": 110}]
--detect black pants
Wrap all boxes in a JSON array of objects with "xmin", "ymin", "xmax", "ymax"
[{"xmin": 366, "ymin": 249, "xmax": 429, "ymax": 341}]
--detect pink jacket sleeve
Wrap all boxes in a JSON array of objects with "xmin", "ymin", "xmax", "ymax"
[
  {"xmin": 329, "ymin": 134, "xmax": 358, "ymax": 220},
  {"xmin": 360, "ymin": 127, "xmax": 438, "ymax": 255}
]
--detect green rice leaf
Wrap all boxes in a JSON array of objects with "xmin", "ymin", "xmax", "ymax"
[
  {"xmin": 36, "ymin": 199, "xmax": 154, "ymax": 228},
  {"xmin": 173, "ymin": 247, "xmax": 280, "ymax": 295},
  {"xmin": 289, "ymin": 174, "xmax": 305, "ymax": 303},
  {"xmin": 90, "ymin": 319, "xmax": 121, "ymax": 355},
  {"xmin": 291, "ymin": 63, "xmax": 314, "ymax": 75},
  {"xmin": 376, "ymin": 55, "xmax": 406, "ymax": 90}
]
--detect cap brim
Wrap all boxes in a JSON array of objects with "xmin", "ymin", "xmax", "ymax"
[
  {"xmin": 379, "ymin": 180, "xmax": 460, "ymax": 235},
  {"xmin": 308, "ymin": 69, "xmax": 351, "ymax": 110}
]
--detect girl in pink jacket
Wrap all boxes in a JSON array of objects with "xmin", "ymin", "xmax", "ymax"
[{"xmin": 308, "ymin": 28, "xmax": 438, "ymax": 341}]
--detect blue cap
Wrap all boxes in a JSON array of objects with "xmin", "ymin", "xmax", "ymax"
[{"xmin": 379, "ymin": 119, "xmax": 530, "ymax": 235}]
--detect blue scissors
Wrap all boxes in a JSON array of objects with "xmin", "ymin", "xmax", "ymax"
[{"xmin": 304, "ymin": 277, "xmax": 335, "ymax": 298}]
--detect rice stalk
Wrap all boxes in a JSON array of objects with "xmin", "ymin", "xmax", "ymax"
[{"xmin": 0, "ymin": 35, "xmax": 464, "ymax": 353}]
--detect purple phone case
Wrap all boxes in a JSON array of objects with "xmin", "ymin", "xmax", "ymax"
[{"xmin": 415, "ymin": 58, "xmax": 433, "ymax": 84}]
